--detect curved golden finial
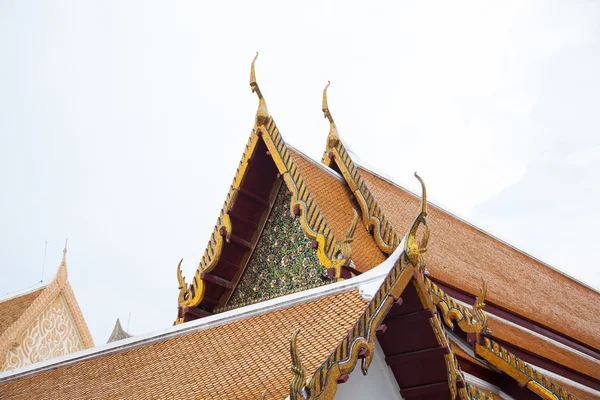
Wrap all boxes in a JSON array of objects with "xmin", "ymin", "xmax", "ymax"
[
  {"xmin": 340, "ymin": 208, "xmax": 359, "ymax": 260},
  {"xmin": 414, "ymin": 172, "xmax": 427, "ymax": 217},
  {"xmin": 250, "ymin": 52, "xmax": 269, "ymax": 127},
  {"xmin": 322, "ymin": 81, "xmax": 340, "ymax": 149},
  {"xmin": 289, "ymin": 328, "xmax": 306, "ymax": 400},
  {"xmin": 405, "ymin": 173, "xmax": 429, "ymax": 269},
  {"xmin": 472, "ymin": 280, "xmax": 489, "ymax": 334},
  {"xmin": 177, "ymin": 259, "xmax": 188, "ymax": 304}
]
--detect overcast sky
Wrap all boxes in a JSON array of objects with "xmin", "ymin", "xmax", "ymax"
[{"xmin": 1, "ymin": 1, "xmax": 598, "ymax": 344}]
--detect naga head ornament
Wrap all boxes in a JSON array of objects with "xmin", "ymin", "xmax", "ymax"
[
  {"xmin": 250, "ymin": 52, "xmax": 269, "ymax": 127},
  {"xmin": 404, "ymin": 173, "xmax": 429, "ymax": 269},
  {"xmin": 289, "ymin": 328, "xmax": 307, "ymax": 400},
  {"xmin": 322, "ymin": 81, "xmax": 340, "ymax": 149},
  {"xmin": 340, "ymin": 208, "xmax": 359, "ymax": 260}
]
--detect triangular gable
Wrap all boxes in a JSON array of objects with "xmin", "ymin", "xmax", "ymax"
[
  {"xmin": 175, "ymin": 54, "xmax": 352, "ymax": 324},
  {"xmin": 292, "ymin": 187, "xmax": 470, "ymax": 400},
  {"xmin": 0, "ymin": 247, "xmax": 94, "ymax": 371}
]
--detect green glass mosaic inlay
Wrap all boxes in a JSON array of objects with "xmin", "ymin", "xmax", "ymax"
[{"xmin": 226, "ymin": 185, "xmax": 329, "ymax": 309}]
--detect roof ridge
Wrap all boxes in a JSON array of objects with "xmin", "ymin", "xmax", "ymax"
[
  {"xmin": 355, "ymin": 158, "xmax": 600, "ymax": 295},
  {"xmin": 0, "ymin": 283, "xmax": 47, "ymax": 305}
]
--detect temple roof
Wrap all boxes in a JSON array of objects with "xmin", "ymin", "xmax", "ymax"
[
  {"xmin": 0, "ymin": 287, "xmax": 369, "ymax": 399},
  {"xmin": 0, "ymin": 287, "xmax": 46, "ymax": 337},
  {"xmin": 356, "ymin": 166, "xmax": 600, "ymax": 351},
  {"xmin": 106, "ymin": 319, "xmax": 132, "ymax": 344}
]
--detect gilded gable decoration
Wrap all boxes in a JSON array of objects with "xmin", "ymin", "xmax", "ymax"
[
  {"xmin": 289, "ymin": 328, "xmax": 307, "ymax": 400},
  {"xmin": 321, "ymin": 83, "xmax": 400, "ymax": 254},
  {"xmin": 476, "ymin": 338, "xmax": 577, "ymax": 400},
  {"xmin": 250, "ymin": 52, "xmax": 269, "ymax": 126},
  {"xmin": 340, "ymin": 208, "xmax": 359, "ymax": 261},
  {"xmin": 404, "ymin": 173, "xmax": 429, "ymax": 272}
]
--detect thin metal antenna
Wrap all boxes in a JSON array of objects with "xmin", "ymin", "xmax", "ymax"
[
  {"xmin": 41, "ymin": 241, "xmax": 49, "ymax": 283},
  {"xmin": 127, "ymin": 312, "xmax": 131, "ymax": 333}
]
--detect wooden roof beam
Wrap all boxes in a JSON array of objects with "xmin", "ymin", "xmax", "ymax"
[
  {"xmin": 385, "ymin": 345, "xmax": 449, "ymax": 366},
  {"xmin": 400, "ymin": 380, "xmax": 450, "ymax": 399}
]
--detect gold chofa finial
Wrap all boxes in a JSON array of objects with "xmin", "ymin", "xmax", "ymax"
[
  {"xmin": 473, "ymin": 280, "xmax": 489, "ymax": 334},
  {"xmin": 177, "ymin": 259, "xmax": 188, "ymax": 305},
  {"xmin": 250, "ymin": 52, "xmax": 269, "ymax": 127},
  {"xmin": 414, "ymin": 172, "xmax": 427, "ymax": 217},
  {"xmin": 62, "ymin": 238, "xmax": 68, "ymax": 263},
  {"xmin": 289, "ymin": 328, "xmax": 306, "ymax": 400},
  {"xmin": 341, "ymin": 208, "xmax": 359, "ymax": 260},
  {"xmin": 405, "ymin": 173, "xmax": 429, "ymax": 269},
  {"xmin": 322, "ymin": 81, "xmax": 339, "ymax": 149}
]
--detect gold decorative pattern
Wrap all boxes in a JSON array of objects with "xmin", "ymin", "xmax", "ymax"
[
  {"xmin": 475, "ymin": 338, "xmax": 578, "ymax": 400},
  {"xmin": 0, "ymin": 247, "xmax": 94, "ymax": 366},
  {"xmin": 2, "ymin": 295, "xmax": 83, "ymax": 371},
  {"xmin": 305, "ymin": 257, "xmax": 415, "ymax": 399},
  {"xmin": 472, "ymin": 280, "xmax": 489, "ymax": 335},
  {"xmin": 466, "ymin": 384, "xmax": 495, "ymax": 400},
  {"xmin": 176, "ymin": 58, "xmax": 352, "ymax": 321},
  {"xmin": 289, "ymin": 328, "xmax": 306, "ymax": 400},
  {"xmin": 429, "ymin": 311, "xmax": 469, "ymax": 400},
  {"xmin": 404, "ymin": 173, "xmax": 429, "ymax": 271},
  {"xmin": 426, "ymin": 278, "xmax": 489, "ymax": 334},
  {"xmin": 250, "ymin": 52, "xmax": 269, "ymax": 127},
  {"xmin": 321, "ymin": 82, "xmax": 399, "ymax": 254},
  {"xmin": 340, "ymin": 208, "xmax": 359, "ymax": 260}
]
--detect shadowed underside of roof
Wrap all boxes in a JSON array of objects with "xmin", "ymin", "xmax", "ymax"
[
  {"xmin": 0, "ymin": 290, "xmax": 368, "ymax": 400},
  {"xmin": 0, "ymin": 289, "xmax": 45, "ymax": 336}
]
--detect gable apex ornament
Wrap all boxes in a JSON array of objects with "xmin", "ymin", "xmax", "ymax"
[
  {"xmin": 322, "ymin": 81, "xmax": 339, "ymax": 149},
  {"xmin": 404, "ymin": 173, "xmax": 429, "ymax": 271},
  {"xmin": 250, "ymin": 52, "xmax": 269, "ymax": 127}
]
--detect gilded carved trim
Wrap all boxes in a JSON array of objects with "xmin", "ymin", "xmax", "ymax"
[
  {"xmin": 251, "ymin": 61, "xmax": 348, "ymax": 277},
  {"xmin": 175, "ymin": 131, "xmax": 253, "ymax": 320},
  {"xmin": 260, "ymin": 118, "xmax": 348, "ymax": 277},
  {"xmin": 289, "ymin": 328, "xmax": 306, "ymax": 400},
  {"xmin": 176, "ymin": 57, "xmax": 352, "ymax": 321},
  {"xmin": 321, "ymin": 82, "xmax": 400, "ymax": 255},
  {"xmin": 0, "ymin": 248, "xmax": 94, "ymax": 364},
  {"xmin": 475, "ymin": 338, "xmax": 578, "ymax": 400},
  {"xmin": 305, "ymin": 258, "xmax": 415, "ymax": 400},
  {"xmin": 466, "ymin": 384, "xmax": 496, "ymax": 400},
  {"xmin": 426, "ymin": 278, "xmax": 489, "ymax": 335}
]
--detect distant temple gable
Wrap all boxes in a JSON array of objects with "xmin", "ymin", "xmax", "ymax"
[
  {"xmin": 175, "ymin": 54, "xmax": 354, "ymax": 324},
  {"xmin": 0, "ymin": 244, "xmax": 94, "ymax": 371},
  {"xmin": 107, "ymin": 318, "xmax": 132, "ymax": 343}
]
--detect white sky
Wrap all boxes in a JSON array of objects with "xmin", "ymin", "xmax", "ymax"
[{"xmin": 1, "ymin": 1, "xmax": 599, "ymax": 344}]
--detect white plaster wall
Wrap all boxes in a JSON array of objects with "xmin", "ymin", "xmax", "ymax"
[{"xmin": 334, "ymin": 339, "xmax": 403, "ymax": 400}]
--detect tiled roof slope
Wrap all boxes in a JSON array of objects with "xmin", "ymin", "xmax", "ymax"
[
  {"xmin": 0, "ymin": 289, "xmax": 367, "ymax": 400},
  {"xmin": 289, "ymin": 148, "xmax": 386, "ymax": 272},
  {"xmin": 0, "ymin": 288, "xmax": 45, "ymax": 336},
  {"xmin": 358, "ymin": 167, "xmax": 600, "ymax": 351}
]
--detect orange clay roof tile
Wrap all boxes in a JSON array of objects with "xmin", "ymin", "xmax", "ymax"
[
  {"xmin": 288, "ymin": 149, "xmax": 386, "ymax": 272},
  {"xmin": 358, "ymin": 167, "xmax": 600, "ymax": 351},
  {"xmin": 0, "ymin": 288, "xmax": 45, "ymax": 336},
  {"xmin": 0, "ymin": 289, "xmax": 368, "ymax": 400}
]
